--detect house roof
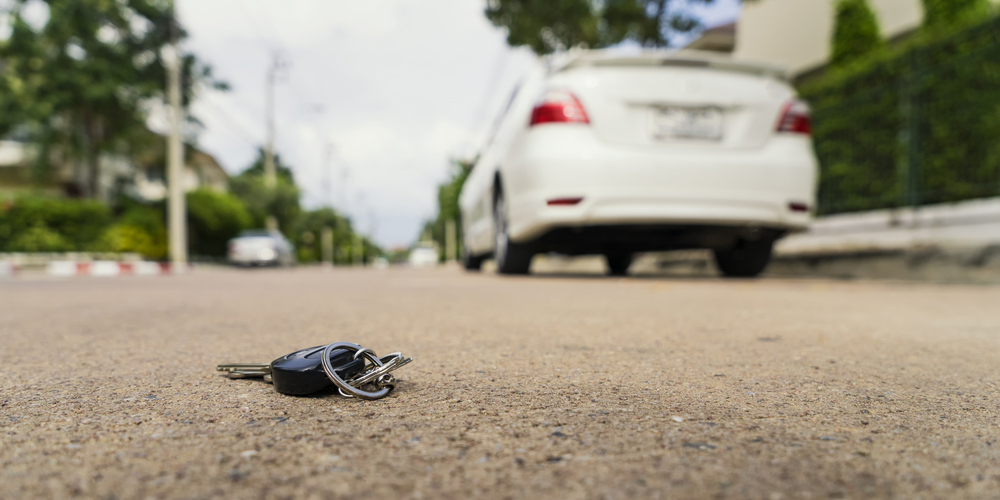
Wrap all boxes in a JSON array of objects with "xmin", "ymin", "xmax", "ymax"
[{"xmin": 685, "ymin": 22, "xmax": 737, "ymax": 53}]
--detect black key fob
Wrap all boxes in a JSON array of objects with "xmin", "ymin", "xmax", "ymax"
[{"xmin": 270, "ymin": 345, "xmax": 366, "ymax": 396}]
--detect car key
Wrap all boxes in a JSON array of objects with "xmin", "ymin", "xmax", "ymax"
[
  {"xmin": 217, "ymin": 345, "xmax": 366, "ymax": 396},
  {"xmin": 217, "ymin": 343, "xmax": 413, "ymax": 399}
]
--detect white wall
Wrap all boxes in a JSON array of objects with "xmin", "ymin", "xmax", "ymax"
[{"xmin": 734, "ymin": 0, "xmax": 925, "ymax": 75}]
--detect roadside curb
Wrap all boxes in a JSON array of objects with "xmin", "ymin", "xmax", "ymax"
[
  {"xmin": 45, "ymin": 261, "xmax": 186, "ymax": 277},
  {"xmin": 0, "ymin": 260, "xmax": 189, "ymax": 278}
]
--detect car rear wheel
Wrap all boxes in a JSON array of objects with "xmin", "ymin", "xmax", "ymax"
[
  {"xmin": 713, "ymin": 239, "xmax": 774, "ymax": 278},
  {"xmin": 462, "ymin": 247, "xmax": 484, "ymax": 271},
  {"xmin": 494, "ymin": 191, "xmax": 533, "ymax": 275},
  {"xmin": 605, "ymin": 253, "xmax": 632, "ymax": 276}
]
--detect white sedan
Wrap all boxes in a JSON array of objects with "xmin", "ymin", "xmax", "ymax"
[
  {"xmin": 459, "ymin": 50, "xmax": 818, "ymax": 277},
  {"xmin": 408, "ymin": 242, "xmax": 439, "ymax": 268},
  {"xmin": 227, "ymin": 230, "xmax": 296, "ymax": 267}
]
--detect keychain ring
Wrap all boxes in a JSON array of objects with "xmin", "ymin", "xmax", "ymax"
[{"xmin": 321, "ymin": 342, "xmax": 392, "ymax": 400}]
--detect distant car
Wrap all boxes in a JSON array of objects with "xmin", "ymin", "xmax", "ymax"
[
  {"xmin": 408, "ymin": 242, "xmax": 439, "ymax": 268},
  {"xmin": 459, "ymin": 50, "xmax": 818, "ymax": 277},
  {"xmin": 228, "ymin": 229, "xmax": 296, "ymax": 267}
]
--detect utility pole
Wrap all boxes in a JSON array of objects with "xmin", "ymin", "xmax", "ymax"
[
  {"xmin": 321, "ymin": 226, "xmax": 334, "ymax": 267},
  {"xmin": 352, "ymin": 192, "xmax": 364, "ymax": 266},
  {"xmin": 166, "ymin": 1, "xmax": 186, "ymax": 272},
  {"xmin": 324, "ymin": 143, "xmax": 335, "ymax": 208},
  {"xmin": 264, "ymin": 52, "xmax": 286, "ymax": 231},
  {"xmin": 353, "ymin": 232, "xmax": 363, "ymax": 267}
]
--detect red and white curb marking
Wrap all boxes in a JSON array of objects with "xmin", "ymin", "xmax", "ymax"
[
  {"xmin": 0, "ymin": 261, "xmax": 183, "ymax": 277},
  {"xmin": 46, "ymin": 261, "xmax": 176, "ymax": 277}
]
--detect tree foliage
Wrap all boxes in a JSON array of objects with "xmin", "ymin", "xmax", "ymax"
[
  {"xmin": 921, "ymin": 0, "xmax": 991, "ymax": 29},
  {"xmin": 485, "ymin": 0, "xmax": 714, "ymax": 55},
  {"xmin": 830, "ymin": 0, "xmax": 884, "ymax": 67},
  {"xmin": 0, "ymin": 0, "xmax": 222, "ymax": 198},
  {"xmin": 228, "ymin": 149, "xmax": 302, "ymax": 237},
  {"xmin": 291, "ymin": 207, "xmax": 379, "ymax": 264},
  {"xmin": 422, "ymin": 159, "xmax": 473, "ymax": 259}
]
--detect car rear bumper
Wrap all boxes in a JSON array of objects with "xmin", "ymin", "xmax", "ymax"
[
  {"xmin": 502, "ymin": 128, "xmax": 817, "ymax": 242},
  {"xmin": 526, "ymin": 224, "xmax": 785, "ymax": 255},
  {"xmin": 228, "ymin": 251, "xmax": 279, "ymax": 265}
]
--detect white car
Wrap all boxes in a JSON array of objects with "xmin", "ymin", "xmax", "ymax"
[
  {"xmin": 408, "ymin": 242, "xmax": 439, "ymax": 268},
  {"xmin": 227, "ymin": 229, "xmax": 296, "ymax": 267},
  {"xmin": 459, "ymin": 50, "xmax": 818, "ymax": 277}
]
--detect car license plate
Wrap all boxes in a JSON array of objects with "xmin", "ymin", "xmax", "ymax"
[{"xmin": 651, "ymin": 106, "xmax": 724, "ymax": 141}]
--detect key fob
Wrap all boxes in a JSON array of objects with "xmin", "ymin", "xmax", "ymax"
[{"xmin": 270, "ymin": 345, "xmax": 366, "ymax": 396}]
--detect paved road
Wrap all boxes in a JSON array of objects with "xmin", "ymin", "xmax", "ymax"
[{"xmin": 2, "ymin": 268, "xmax": 999, "ymax": 499}]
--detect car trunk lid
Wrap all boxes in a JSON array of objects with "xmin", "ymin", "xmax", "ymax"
[{"xmin": 552, "ymin": 52, "xmax": 794, "ymax": 150}]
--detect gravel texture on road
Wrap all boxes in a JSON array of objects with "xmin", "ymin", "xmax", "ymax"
[{"xmin": 2, "ymin": 268, "xmax": 1000, "ymax": 499}]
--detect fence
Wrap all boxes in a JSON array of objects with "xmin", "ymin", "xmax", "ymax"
[{"xmin": 801, "ymin": 16, "xmax": 1000, "ymax": 215}]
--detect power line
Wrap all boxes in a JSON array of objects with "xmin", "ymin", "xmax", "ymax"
[{"xmin": 197, "ymin": 94, "xmax": 263, "ymax": 147}]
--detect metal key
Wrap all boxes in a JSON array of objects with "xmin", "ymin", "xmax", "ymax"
[
  {"xmin": 217, "ymin": 345, "xmax": 367, "ymax": 396},
  {"xmin": 217, "ymin": 343, "xmax": 412, "ymax": 398}
]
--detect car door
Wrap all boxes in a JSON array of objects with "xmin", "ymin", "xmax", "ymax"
[{"xmin": 461, "ymin": 68, "xmax": 545, "ymax": 255}]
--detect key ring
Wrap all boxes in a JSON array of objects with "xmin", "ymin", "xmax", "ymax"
[{"xmin": 321, "ymin": 342, "xmax": 393, "ymax": 400}]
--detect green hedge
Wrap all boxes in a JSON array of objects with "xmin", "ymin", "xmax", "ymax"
[
  {"xmin": 0, "ymin": 197, "xmax": 111, "ymax": 251},
  {"xmin": 801, "ymin": 15, "xmax": 1000, "ymax": 214},
  {"xmin": 0, "ymin": 192, "xmax": 252, "ymax": 259}
]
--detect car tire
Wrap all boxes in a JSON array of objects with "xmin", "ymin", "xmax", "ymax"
[
  {"xmin": 493, "ymin": 190, "xmax": 533, "ymax": 275},
  {"xmin": 713, "ymin": 239, "xmax": 774, "ymax": 278},
  {"xmin": 462, "ymin": 247, "xmax": 484, "ymax": 271},
  {"xmin": 605, "ymin": 253, "xmax": 633, "ymax": 276}
]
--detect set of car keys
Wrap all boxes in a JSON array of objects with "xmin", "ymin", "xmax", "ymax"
[{"xmin": 217, "ymin": 342, "xmax": 412, "ymax": 401}]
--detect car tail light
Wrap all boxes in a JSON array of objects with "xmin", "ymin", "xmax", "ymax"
[
  {"xmin": 530, "ymin": 89, "xmax": 589, "ymax": 126},
  {"xmin": 788, "ymin": 201, "xmax": 810, "ymax": 212},
  {"xmin": 547, "ymin": 197, "xmax": 584, "ymax": 206},
  {"xmin": 776, "ymin": 100, "xmax": 811, "ymax": 135}
]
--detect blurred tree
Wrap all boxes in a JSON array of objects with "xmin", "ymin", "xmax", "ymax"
[
  {"xmin": 229, "ymin": 149, "xmax": 301, "ymax": 237},
  {"xmin": 0, "ymin": 0, "xmax": 224, "ymax": 198},
  {"xmin": 830, "ymin": 0, "xmax": 884, "ymax": 67},
  {"xmin": 292, "ymin": 207, "xmax": 381, "ymax": 264},
  {"xmin": 485, "ymin": 0, "xmax": 716, "ymax": 54},
  {"xmin": 185, "ymin": 188, "xmax": 252, "ymax": 257},
  {"xmin": 921, "ymin": 0, "xmax": 991, "ymax": 29},
  {"xmin": 423, "ymin": 158, "xmax": 473, "ymax": 260}
]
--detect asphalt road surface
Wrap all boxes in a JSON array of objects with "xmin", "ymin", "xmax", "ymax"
[{"xmin": 2, "ymin": 267, "xmax": 999, "ymax": 499}]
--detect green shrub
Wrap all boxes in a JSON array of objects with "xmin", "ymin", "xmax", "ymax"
[
  {"xmin": 95, "ymin": 223, "xmax": 160, "ymax": 257},
  {"xmin": 0, "ymin": 196, "xmax": 111, "ymax": 251},
  {"xmin": 831, "ymin": 0, "xmax": 884, "ymax": 67},
  {"xmin": 8, "ymin": 223, "xmax": 72, "ymax": 252},
  {"xmin": 116, "ymin": 206, "xmax": 167, "ymax": 259},
  {"xmin": 186, "ymin": 188, "xmax": 252, "ymax": 257}
]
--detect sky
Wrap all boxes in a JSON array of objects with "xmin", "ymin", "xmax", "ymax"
[{"xmin": 174, "ymin": 0, "xmax": 743, "ymax": 248}]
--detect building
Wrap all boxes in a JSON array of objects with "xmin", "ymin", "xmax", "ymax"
[
  {"xmin": 685, "ymin": 22, "xmax": 737, "ymax": 53},
  {"xmin": 0, "ymin": 134, "xmax": 228, "ymax": 202},
  {"xmin": 688, "ymin": 0, "xmax": 999, "ymax": 80},
  {"xmin": 130, "ymin": 144, "xmax": 229, "ymax": 202},
  {"xmin": 735, "ymin": 0, "xmax": 925, "ymax": 77}
]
